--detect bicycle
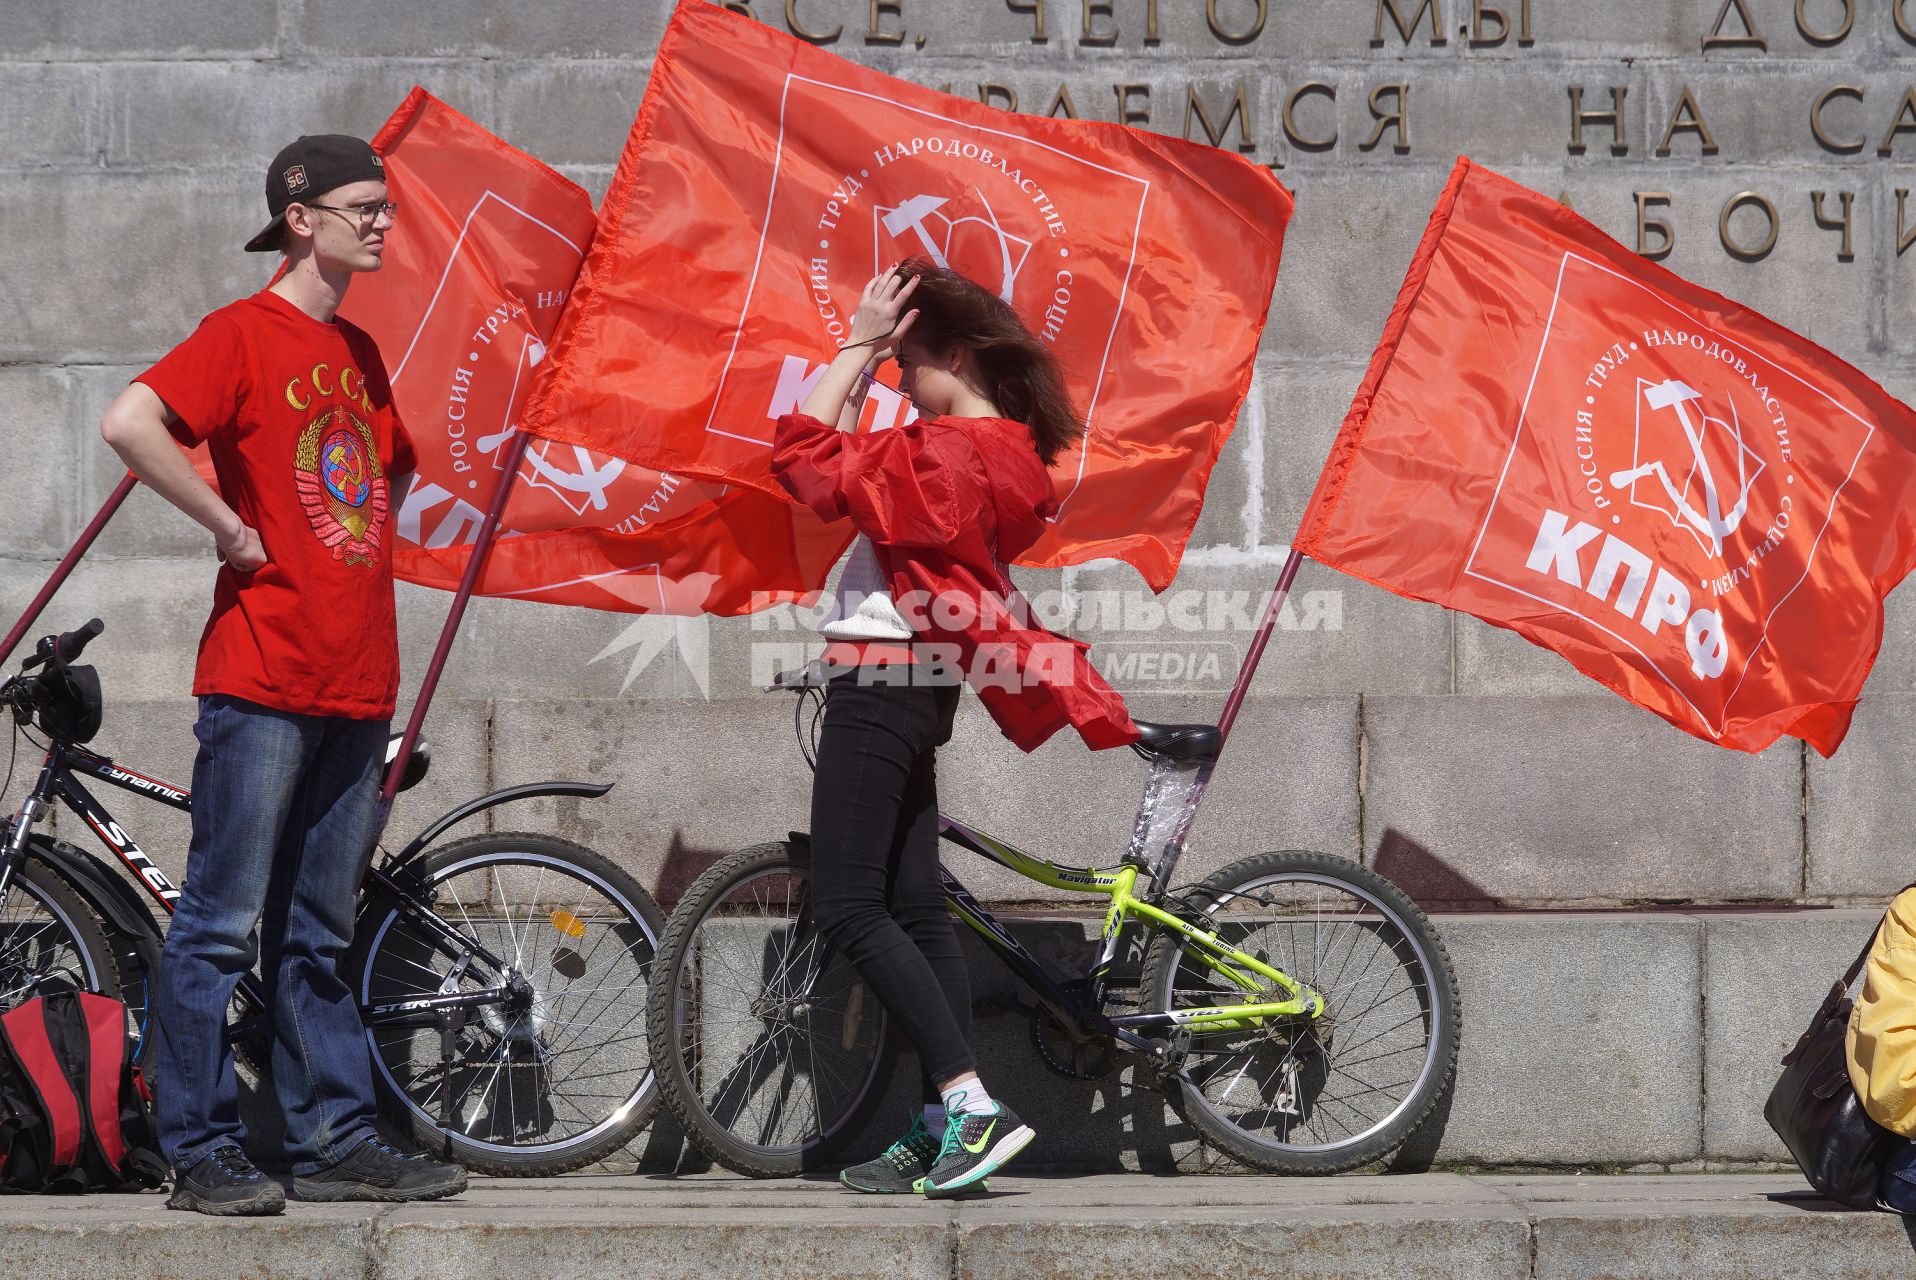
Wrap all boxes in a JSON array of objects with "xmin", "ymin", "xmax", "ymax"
[
  {"xmin": 645, "ymin": 664, "xmax": 1460, "ymax": 1177},
  {"xmin": 0, "ymin": 618, "xmax": 665, "ymax": 1175}
]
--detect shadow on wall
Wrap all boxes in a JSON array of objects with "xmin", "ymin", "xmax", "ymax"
[
  {"xmin": 628, "ymin": 918, "xmax": 1457, "ymax": 1175},
  {"xmin": 636, "ymin": 920, "xmax": 1200, "ymax": 1175},
  {"xmin": 1374, "ymin": 826, "xmax": 1502, "ymax": 911},
  {"xmin": 616, "ymin": 829, "xmax": 1471, "ymax": 1174},
  {"xmin": 653, "ymin": 831, "xmax": 743, "ymax": 910}
]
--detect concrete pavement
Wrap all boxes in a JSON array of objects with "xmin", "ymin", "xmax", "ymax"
[{"xmin": 4, "ymin": 1172, "xmax": 1913, "ymax": 1279}]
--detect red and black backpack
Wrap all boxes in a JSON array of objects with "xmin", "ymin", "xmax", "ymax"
[{"xmin": 0, "ymin": 991, "xmax": 167, "ymax": 1192}]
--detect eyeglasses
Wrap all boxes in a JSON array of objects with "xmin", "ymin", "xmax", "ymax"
[
  {"xmin": 304, "ymin": 200, "xmax": 398, "ymax": 230},
  {"xmin": 858, "ymin": 367, "xmax": 918, "ymax": 407}
]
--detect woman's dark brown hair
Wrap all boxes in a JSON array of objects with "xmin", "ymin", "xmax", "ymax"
[{"xmin": 896, "ymin": 257, "xmax": 1083, "ymax": 467}]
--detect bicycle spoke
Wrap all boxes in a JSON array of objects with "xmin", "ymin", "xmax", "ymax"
[
  {"xmin": 542, "ymin": 999, "xmax": 649, "ymax": 1064},
  {"xmin": 363, "ymin": 851, "xmax": 658, "ymax": 1157},
  {"xmin": 1151, "ymin": 861, "xmax": 1451, "ymax": 1165},
  {"xmin": 0, "ymin": 885, "xmax": 95, "ymax": 1005},
  {"xmin": 656, "ymin": 856, "xmax": 888, "ymax": 1159}
]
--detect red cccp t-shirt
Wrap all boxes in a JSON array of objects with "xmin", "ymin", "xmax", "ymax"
[{"xmin": 136, "ymin": 289, "xmax": 417, "ymax": 721}]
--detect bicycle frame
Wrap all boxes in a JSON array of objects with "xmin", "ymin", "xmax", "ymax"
[
  {"xmin": 773, "ymin": 551, "xmax": 1323, "ymax": 1063},
  {"xmin": 2, "ymin": 738, "xmax": 535, "ymax": 1031},
  {"xmin": 932, "ymin": 817, "xmax": 1325, "ymax": 1052},
  {"xmin": 947, "ymin": 552, "xmax": 1320, "ymax": 1044}
]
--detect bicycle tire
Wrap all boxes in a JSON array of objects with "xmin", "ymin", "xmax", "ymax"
[
  {"xmin": 24, "ymin": 838, "xmax": 161, "ymax": 1068},
  {"xmin": 348, "ymin": 832, "xmax": 665, "ymax": 1176},
  {"xmin": 1139, "ymin": 850, "xmax": 1460, "ymax": 1175},
  {"xmin": 645, "ymin": 840, "xmax": 896, "ymax": 1178},
  {"xmin": 0, "ymin": 855, "xmax": 122, "ymax": 1009},
  {"xmin": 101, "ymin": 908, "xmax": 161, "ymax": 1071}
]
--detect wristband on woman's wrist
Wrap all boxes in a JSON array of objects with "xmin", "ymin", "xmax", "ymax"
[{"xmin": 835, "ymin": 333, "xmax": 887, "ymax": 353}]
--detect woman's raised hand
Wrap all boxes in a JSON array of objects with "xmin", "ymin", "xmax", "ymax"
[{"xmin": 843, "ymin": 265, "xmax": 921, "ymax": 355}]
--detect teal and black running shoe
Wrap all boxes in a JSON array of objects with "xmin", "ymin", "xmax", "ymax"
[
  {"xmin": 840, "ymin": 1115, "xmax": 942, "ymax": 1193},
  {"xmin": 920, "ymin": 1102, "xmax": 1035, "ymax": 1197}
]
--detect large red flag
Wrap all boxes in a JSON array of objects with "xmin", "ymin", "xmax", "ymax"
[
  {"xmin": 1298, "ymin": 158, "xmax": 1916, "ymax": 755},
  {"xmin": 344, "ymin": 87, "xmax": 848, "ymax": 614},
  {"xmin": 524, "ymin": 0, "xmax": 1290, "ymax": 591}
]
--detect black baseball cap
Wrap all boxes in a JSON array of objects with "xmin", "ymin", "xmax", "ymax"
[{"xmin": 244, "ymin": 134, "xmax": 386, "ymax": 253}]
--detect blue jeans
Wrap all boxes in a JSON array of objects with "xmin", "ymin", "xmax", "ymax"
[
  {"xmin": 154, "ymin": 695, "xmax": 387, "ymax": 1175},
  {"xmin": 1884, "ymin": 1139, "xmax": 1916, "ymax": 1213}
]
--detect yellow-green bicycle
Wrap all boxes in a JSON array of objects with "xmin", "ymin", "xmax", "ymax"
[{"xmin": 646, "ymin": 649, "xmax": 1460, "ymax": 1178}]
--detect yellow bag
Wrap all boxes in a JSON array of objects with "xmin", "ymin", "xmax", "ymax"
[{"xmin": 1847, "ymin": 886, "xmax": 1916, "ymax": 1137}]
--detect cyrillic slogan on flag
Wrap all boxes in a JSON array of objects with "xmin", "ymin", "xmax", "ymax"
[
  {"xmin": 1297, "ymin": 157, "xmax": 1916, "ymax": 756},
  {"xmin": 344, "ymin": 87, "xmax": 848, "ymax": 615},
  {"xmin": 524, "ymin": 0, "xmax": 1291, "ymax": 591}
]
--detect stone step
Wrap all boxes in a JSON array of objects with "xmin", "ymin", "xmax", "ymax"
[{"xmin": 8, "ymin": 1173, "xmax": 1912, "ymax": 1280}]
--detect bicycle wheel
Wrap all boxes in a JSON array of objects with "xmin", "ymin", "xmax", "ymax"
[
  {"xmin": 25, "ymin": 839, "xmax": 161, "ymax": 1068},
  {"xmin": 1140, "ymin": 850, "xmax": 1459, "ymax": 1174},
  {"xmin": 645, "ymin": 840, "xmax": 895, "ymax": 1177},
  {"xmin": 348, "ymin": 832, "xmax": 664, "ymax": 1176},
  {"xmin": 0, "ymin": 856, "xmax": 121, "ymax": 1008}
]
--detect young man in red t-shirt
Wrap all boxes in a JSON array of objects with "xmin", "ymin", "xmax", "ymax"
[{"xmin": 101, "ymin": 135, "xmax": 465, "ymax": 1215}]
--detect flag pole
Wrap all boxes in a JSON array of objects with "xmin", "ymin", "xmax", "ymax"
[
  {"xmin": 1213, "ymin": 546, "xmax": 1305, "ymax": 750},
  {"xmin": 373, "ymin": 431, "xmax": 533, "ymax": 826},
  {"xmin": 0, "ymin": 474, "xmax": 139, "ymax": 667}
]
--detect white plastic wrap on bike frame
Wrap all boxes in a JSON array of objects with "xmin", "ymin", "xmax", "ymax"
[{"xmin": 1124, "ymin": 756, "xmax": 1210, "ymax": 878}]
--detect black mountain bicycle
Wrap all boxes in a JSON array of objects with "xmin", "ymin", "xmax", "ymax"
[
  {"xmin": 0, "ymin": 619, "xmax": 663, "ymax": 1175},
  {"xmin": 646, "ymin": 668, "xmax": 1460, "ymax": 1178}
]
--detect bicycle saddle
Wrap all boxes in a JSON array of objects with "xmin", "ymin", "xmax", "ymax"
[{"xmin": 1130, "ymin": 720, "xmax": 1221, "ymax": 763}]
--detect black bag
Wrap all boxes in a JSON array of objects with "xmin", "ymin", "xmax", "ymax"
[
  {"xmin": 0, "ymin": 990, "xmax": 167, "ymax": 1193},
  {"xmin": 31, "ymin": 628, "xmax": 101, "ymax": 745},
  {"xmin": 1765, "ymin": 914, "xmax": 1901, "ymax": 1209}
]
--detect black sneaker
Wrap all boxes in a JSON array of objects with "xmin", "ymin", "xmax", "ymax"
[
  {"xmin": 840, "ymin": 1114, "xmax": 942, "ymax": 1193},
  {"xmin": 166, "ymin": 1144, "xmax": 286, "ymax": 1216},
  {"xmin": 921, "ymin": 1102, "xmax": 1035, "ymax": 1197},
  {"xmin": 292, "ymin": 1136, "xmax": 468, "ymax": 1203}
]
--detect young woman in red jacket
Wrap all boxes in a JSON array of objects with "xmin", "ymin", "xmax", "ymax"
[{"xmin": 772, "ymin": 260, "xmax": 1137, "ymax": 1197}]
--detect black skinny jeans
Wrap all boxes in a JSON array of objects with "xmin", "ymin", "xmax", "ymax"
[{"xmin": 808, "ymin": 670, "xmax": 974, "ymax": 1095}]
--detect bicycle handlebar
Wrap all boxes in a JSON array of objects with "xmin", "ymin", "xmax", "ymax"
[
  {"xmin": 57, "ymin": 617, "xmax": 104, "ymax": 664},
  {"xmin": 21, "ymin": 618, "xmax": 104, "ymax": 673}
]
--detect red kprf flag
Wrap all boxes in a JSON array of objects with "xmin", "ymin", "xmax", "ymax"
[
  {"xmin": 524, "ymin": 0, "xmax": 1291, "ymax": 591},
  {"xmin": 343, "ymin": 87, "xmax": 847, "ymax": 615},
  {"xmin": 1298, "ymin": 158, "xmax": 1916, "ymax": 755}
]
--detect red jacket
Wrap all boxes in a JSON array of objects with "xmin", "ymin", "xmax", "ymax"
[{"xmin": 772, "ymin": 412, "xmax": 1139, "ymax": 753}]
